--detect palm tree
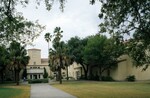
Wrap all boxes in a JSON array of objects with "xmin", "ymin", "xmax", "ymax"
[
  {"xmin": 48, "ymin": 27, "xmax": 64, "ymax": 84},
  {"xmin": 49, "ymin": 42, "xmax": 71, "ymax": 83},
  {"xmin": 45, "ymin": 33, "xmax": 52, "ymax": 76},
  {"xmin": 8, "ymin": 41, "xmax": 30, "ymax": 85},
  {"xmin": 48, "ymin": 27, "xmax": 73, "ymax": 84},
  {"xmin": 44, "ymin": 32, "xmax": 52, "ymax": 53},
  {"xmin": 53, "ymin": 27, "xmax": 63, "ymax": 84}
]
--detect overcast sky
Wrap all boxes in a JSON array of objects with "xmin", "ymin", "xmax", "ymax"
[{"xmin": 16, "ymin": 0, "xmax": 101, "ymax": 58}]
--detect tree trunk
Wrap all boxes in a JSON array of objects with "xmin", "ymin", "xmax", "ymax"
[
  {"xmin": 14, "ymin": 69, "xmax": 17, "ymax": 82},
  {"xmin": 0, "ymin": 70, "xmax": 4, "ymax": 83},
  {"xmin": 58, "ymin": 67, "xmax": 62, "ymax": 84},
  {"xmin": 59, "ymin": 55, "xmax": 63, "ymax": 84},
  {"xmin": 99, "ymin": 67, "xmax": 102, "ymax": 81},
  {"xmin": 66, "ymin": 66, "xmax": 69, "ymax": 80},
  {"xmin": 16, "ymin": 70, "xmax": 20, "ymax": 85},
  {"xmin": 81, "ymin": 64, "xmax": 88, "ymax": 80}
]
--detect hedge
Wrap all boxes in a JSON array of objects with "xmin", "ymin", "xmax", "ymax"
[{"xmin": 28, "ymin": 78, "xmax": 48, "ymax": 84}]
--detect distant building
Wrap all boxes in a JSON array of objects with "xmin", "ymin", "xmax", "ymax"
[
  {"xmin": 89, "ymin": 55, "xmax": 150, "ymax": 81},
  {"xmin": 26, "ymin": 49, "xmax": 150, "ymax": 81},
  {"xmin": 110, "ymin": 55, "xmax": 150, "ymax": 81},
  {"xmin": 27, "ymin": 49, "xmax": 51, "ymax": 80},
  {"xmin": 68, "ymin": 62, "xmax": 83, "ymax": 80}
]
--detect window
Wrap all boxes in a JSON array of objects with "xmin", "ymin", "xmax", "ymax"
[
  {"xmin": 33, "ymin": 67, "xmax": 37, "ymax": 69},
  {"xmin": 62, "ymin": 72, "xmax": 65, "ymax": 74},
  {"xmin": 30, "ymin": 75, "xmax": 32, "ymax": 79},
  {"xmin": 39, "ymin": 74, "xmax": 40, "ymax": 79}
]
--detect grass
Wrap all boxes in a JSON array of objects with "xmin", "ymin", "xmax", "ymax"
[
  {"xmin": 52, "ymin": 81, "xmax": 150, "ymax": 98},
  {"xmin": 0, "ymin": 83, "xmax": 30, "ymax": 98}
]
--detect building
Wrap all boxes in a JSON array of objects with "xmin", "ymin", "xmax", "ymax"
[
  {"xmin": 27, "ymin": 49, "xmax": 51, "ymax": 80},
  {"xmin": 27, "ymin": 49, "xmax": 150, "ymax": 81},
  {"xmin": 68, "ymin": 62, "xmax": 83, "ymax": 80},
  {"xmin": 110, "ymin": 55, "xmax": 150, "ymax": 81}
]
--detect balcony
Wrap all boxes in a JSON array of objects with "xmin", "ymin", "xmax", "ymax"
[{"xmin": 27, "ymin": 68, "xmax": 44, "ymax": 74}]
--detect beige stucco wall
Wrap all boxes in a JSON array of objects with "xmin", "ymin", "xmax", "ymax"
[
  {"xmin": 28, "ymin": 49, "xmax": 41, "ymax": 65},
  {"xmin": 130, "ymin": 66, "xmax": 150, "ymax": 80},
  {"xmin": 68, "ymin": 62, "xmax": 82, "ymax": 80},
  {"xmin": 110, "ymin": 55, "xmax": 150, "ymax": 81}
]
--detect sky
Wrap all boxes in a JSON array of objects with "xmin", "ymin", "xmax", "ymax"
[{"xmin": 16, "ymin": 0, "xmax": 101, "ymax": 58}]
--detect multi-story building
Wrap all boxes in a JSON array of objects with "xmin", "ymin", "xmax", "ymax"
[
  {"xmin": 27, "ymin": 49, "xmax": 51, "ymax": 80},
  {"xmin": 27, "ymin": 48, "xmax": 150, "ymax": 81}
]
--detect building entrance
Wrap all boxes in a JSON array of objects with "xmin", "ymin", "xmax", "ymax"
[{"xmin": 34, "ymin": 75, "xmax": 37, "ymax": 79}]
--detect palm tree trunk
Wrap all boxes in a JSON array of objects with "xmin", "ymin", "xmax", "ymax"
[
  {"xmin": 58, "ymin": 67, "xmax": 62, "ymax": 84},
  {"xmin": 66, "ymin": 66, "xmax": 69, "ymax": 80},
  {"xmin": 16, "ymin": 70, "xmax": 20, "ymax": 85},
  {"xmin": 59, "ymin": 55, "xmax": 63, "ymax": 84}
]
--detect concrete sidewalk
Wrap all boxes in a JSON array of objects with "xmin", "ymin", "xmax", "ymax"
[{"xmin": 30, "ymin": 83, "xmax": 77, "ymax": 98}]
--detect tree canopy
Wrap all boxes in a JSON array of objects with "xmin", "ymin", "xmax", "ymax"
[
  {"xmin": 48, "ymin": 27, "xmax": 69, "ymax": 84},
  {"xmin": 91, "ymin": 0, "xmax": 150, "ymax": 69},
  {"xmin": 83, "ymin": 34, "xmax": 124, "ymax": 80},
  {"xmin": 8, "ymin": 41, "xmax": 30, "ymax": 85},
  {"xmin": 0, "ymin": 0, "xmax": 45, "ymax": 45},
  {"xmin": 67, "ymin": 36, "xmax": 88, "ymax": 79}
]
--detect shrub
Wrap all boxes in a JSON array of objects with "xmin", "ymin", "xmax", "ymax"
[
  {"xmin": 79, "ymin": 75, "xmax": 86, "ymax": 80},
  {"xmin": 43, "ymin": 67, "xmax": 48, "ymax": 78},
  {"xmin": 5, "ymin": 78, "xmax": 13, "ymax": 81},
  {"xmin": 101, "ymin": 76, "xmax": 114, "ymax": 81},
  {"xmin": 28, "ymin": 78, "xmax": 48, "ymax": 84},
  {"xmin": 126, "ymin": 75, "xmax": 135, "ymax": 82},
  {"xmin": 49, "ymin": 76, "xmax": 54, "ymax": 80}
]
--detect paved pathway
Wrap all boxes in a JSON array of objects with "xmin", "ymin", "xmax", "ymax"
[{"xmin": 30, "ymin": 83, "xmax": 77, "ymax": 98}]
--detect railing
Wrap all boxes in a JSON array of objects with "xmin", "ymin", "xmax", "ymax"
[{"xmin": 27, "ymin": 68, "xmax": 44, "ymax": 74}]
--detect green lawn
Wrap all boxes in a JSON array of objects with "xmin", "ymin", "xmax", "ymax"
[
  {"xmin": 0, "ymin": 84, "xmax": 30, "ymax": 98},
  {"xmin": 52, "ymin": 81, "xmax": 150, "ymax": 98}
]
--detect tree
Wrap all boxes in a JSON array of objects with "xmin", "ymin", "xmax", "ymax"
[
  {"xmin": 43, "ymin": 67, "xmax": 48, "ymax": 78},
  {"xmin": 83, "ymin": 34, "xmax": 124, "ymax": 80},
  {"xmin": 45, "ymin": 32, "xmax": 52, "ymax": 53},
  {"xmin": 49, "ymin": 27, "xmax": 66, "ymax": 84},
  {"xmin": 0, "ymin": 1, "xmax": 45, "ymax": 45},
  {"xmin": 91, "ymin": 0, "xmax": 150, "ymax": 69},
  {"xmin": 8, "ymin": 41, "xmax": 30, "ymax": 85},
  {"xmin": 67, "ymin": 36, "xmax": 88, "ymax": 79},
  {"xmin": 44, "ymin": 32, "xmax": 52, "ymax": 76},
  {"xmin": 127, "ymin": 39, "xmax": 150, "ymax": 70},
  {"xmin": 0, "ymin": 13, "xmax": 44, "ymax": 45},
  {"xmin": 0, "ymin": 45, "xmax": 9, "ymax": 83},
  {"xmin": 22, "ymin": 68, "xmax": 27, "ymax": 80},
  {"xmin": 62, "ymin": 43, "xmax": 73, "ymax": 80}
]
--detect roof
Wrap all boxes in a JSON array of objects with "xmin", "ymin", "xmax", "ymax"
[
  {"xmin": 27, "ymin": 64, "xmax": 48, "ymax": 66},
  {"xmin": 28, "ymin": 48, "xmax": 41, "ymax": 51},
  {"xmin": 41, "ymin": 58, "xmax": 48, "ymax": 62}
]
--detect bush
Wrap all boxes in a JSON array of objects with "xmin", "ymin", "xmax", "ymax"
[
  {"xmin": 28, "ymin": 78, "xmax": 48, "ymax": 84},
  {"xmin": 101, "ymin": 76, "xmax": 114, "ymax": 81},
  {"xmin": 87, "ymin": 74, "xmax": 99, "ymax": 81},
  {"xmin": 49, "ymin": 76, "xmax": 54, "ymax": 80},
  {"xmin": 126, "ymin": 75, "xmax": 135, "ymax": 82},
  {"xmin": 79, "ymin": 75, "xmax": 86, "ymax": 80},
  {"xmin": 5, "ymin": 78, "xmax": 13, "ymax": 81},
  {"xmin": 43, "ymin": 67, "xmax": 48, "ymax": 78}
]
